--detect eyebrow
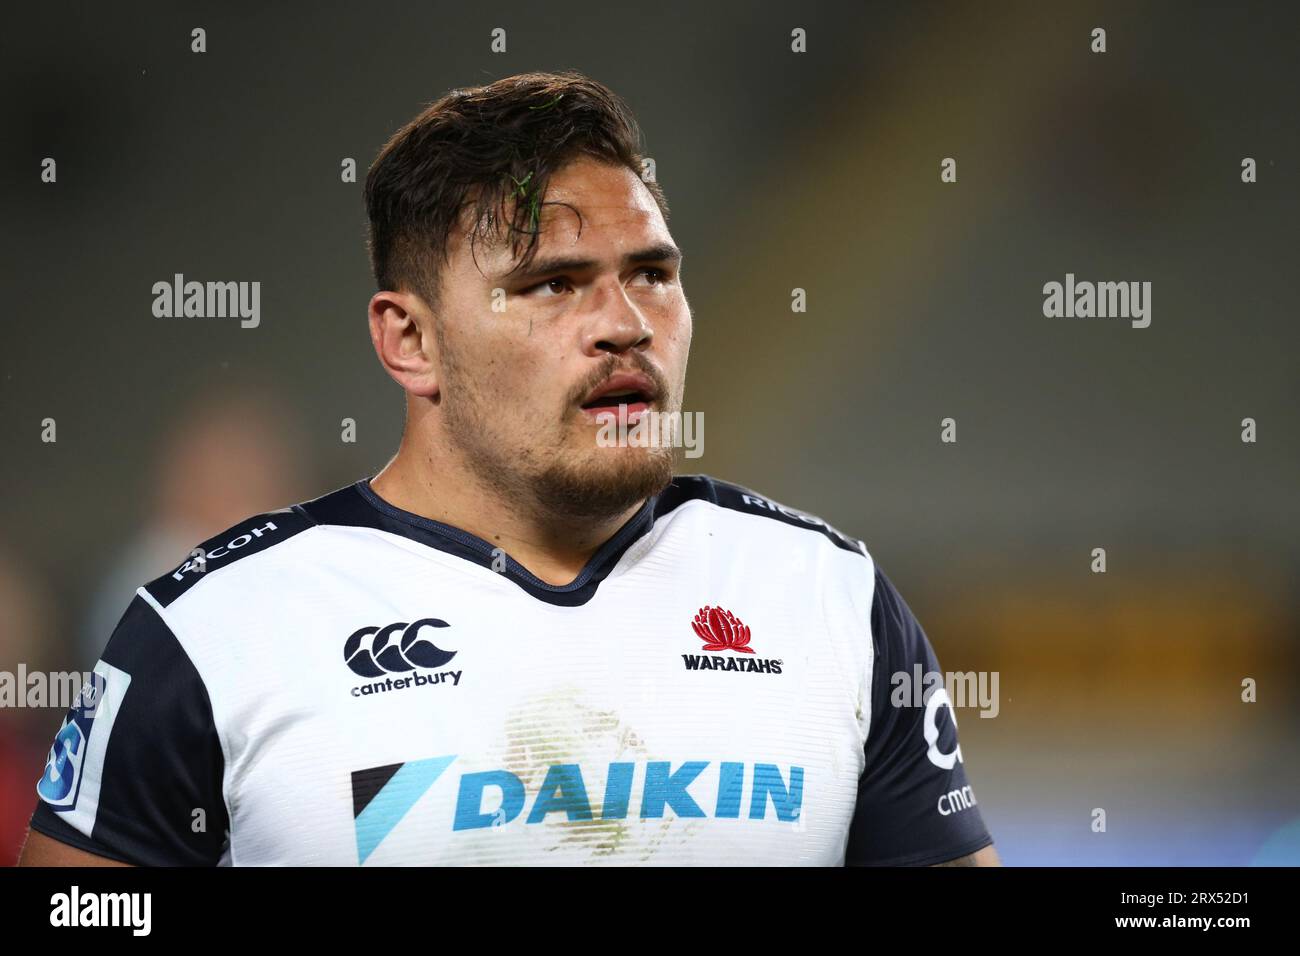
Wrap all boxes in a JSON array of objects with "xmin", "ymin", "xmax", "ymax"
[{"xmin": 502, "ymin": 242, "xmax": 682, "ymax": 284}]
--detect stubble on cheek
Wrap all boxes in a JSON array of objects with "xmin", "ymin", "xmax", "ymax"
[{"xmin": 440, "ymin": 334, "xmax": 559, "ymax": 490}]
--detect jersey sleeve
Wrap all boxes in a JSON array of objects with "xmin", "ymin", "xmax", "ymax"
[
  {"xmin": 844, "ymin": 565, "xmax": 994, "ymax": 865},
  {"xmin": 28, "ymin": 591, "xmax": 230, "ymax": 865}
]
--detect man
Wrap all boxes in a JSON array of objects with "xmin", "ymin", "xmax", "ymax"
[{"xmin": 22, "ymin": 71, "xmax": 996, "ymax": 866}]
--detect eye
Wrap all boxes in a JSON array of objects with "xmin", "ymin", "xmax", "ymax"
[
  {"xmin": 634, "ymin": 268, "xmax": 669, "ymax": 286},
  {"xmin": 525, "ymin": 277, "xmax": 572, "ymax": 297}
]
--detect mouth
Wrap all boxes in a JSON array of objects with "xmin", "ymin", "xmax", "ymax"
[{"xmin": 578, "ymin": 371, "xmax": 660, "ymax": 423}]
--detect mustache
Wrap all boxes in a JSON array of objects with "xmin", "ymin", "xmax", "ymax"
[{"xmin": 566, "ymin": 352, "xmax": 671, "ymax": 408}]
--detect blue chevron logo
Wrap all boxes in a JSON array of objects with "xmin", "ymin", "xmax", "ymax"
[{"xmin": 351, "ymin": 755, "xmax": 456, "ymax": 863}]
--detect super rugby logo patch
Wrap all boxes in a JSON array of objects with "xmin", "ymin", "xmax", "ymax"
[{"xmin": 37, "ymin": 661, "xmax": 132, "ymax": 833}]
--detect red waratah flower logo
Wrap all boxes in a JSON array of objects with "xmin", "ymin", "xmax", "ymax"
[{"xmin": 691, "ymin": 606, "xmax": 755, "ymax": 653}]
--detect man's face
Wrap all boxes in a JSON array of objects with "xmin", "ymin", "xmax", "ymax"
[{"xmin": 432, "ymin": 155, "xmax": 692, "ymax": 520}]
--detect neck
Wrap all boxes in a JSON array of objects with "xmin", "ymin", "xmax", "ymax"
[{"xmin": 368, "ymin": 433, "xmax": 645, "ymax": 586}]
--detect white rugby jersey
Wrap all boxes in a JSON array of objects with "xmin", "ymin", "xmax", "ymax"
[{"xmin": 31, "ymin": 475, "xmax": 992, "ymax": 866}]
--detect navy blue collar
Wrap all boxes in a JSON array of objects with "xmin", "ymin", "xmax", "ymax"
[{"xmin": 295, "ymin": 477, "xmax": 693, "ymax": 607}]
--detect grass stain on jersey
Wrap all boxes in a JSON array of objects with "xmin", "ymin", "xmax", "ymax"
[{"xmin": 492, "ymin": 686, "xmax": 676, "ymax": 862}]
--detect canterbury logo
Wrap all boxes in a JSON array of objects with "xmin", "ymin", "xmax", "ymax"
[
  {"xmin": 691, "ymin": 606, "xmax": 755, "ymax": 653},
  {"xmin": 345, "ymin": 619, "xmax": 456, "ymax": 677}
]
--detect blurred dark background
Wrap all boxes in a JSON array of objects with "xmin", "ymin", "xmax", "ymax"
[{"xmin": 1, "ymin": 0, "xmax": 1297, "ymax": 865}]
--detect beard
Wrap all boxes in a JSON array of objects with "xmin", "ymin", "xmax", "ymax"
[
  {"xmin": 447, "ymin": 406, "xmax": 677, "ymax": 522},
  {"xmin": 440, "ymin": 348, "xmax": 679, "ymax": 523},
  {"xmin": 529, "ymin": 440, "xmax": 676, "ymax": 521}
]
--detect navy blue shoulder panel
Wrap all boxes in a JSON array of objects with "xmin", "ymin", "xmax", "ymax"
[
  {"xmin": 665, "ymin": 474, "xmax": 867, "ymax": 556},
  {"xmin": 214, "ymin": 474, "xmax": 860, "ymax": 608},
  {"xmin": 144, "ymin": 507, "xmax": 317, "ymax": 608},
  {"xmin": 137, "ymin": 475, "xmax": 859, "ymax": 611}
]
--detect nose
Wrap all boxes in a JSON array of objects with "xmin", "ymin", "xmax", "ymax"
[{"xmin": 580, "ymin": 278, "xmax": 653, "ymax": 356}]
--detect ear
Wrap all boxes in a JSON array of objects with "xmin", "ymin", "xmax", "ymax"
[{"xmin": 368, "ymin": 290, "xmax": 440, "ymax": 399}]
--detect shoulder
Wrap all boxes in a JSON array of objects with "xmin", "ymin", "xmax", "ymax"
[
  {"xmin": 658, "ymin": 475, "xmax": 922, "ymax": 650},
  {"xmin": 656, "ymin": 473, "xmax": 871, "ymax": 560},
  {"xmin": 140, "ymin": 481, "xmax": 369, "ymax": 609}
]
